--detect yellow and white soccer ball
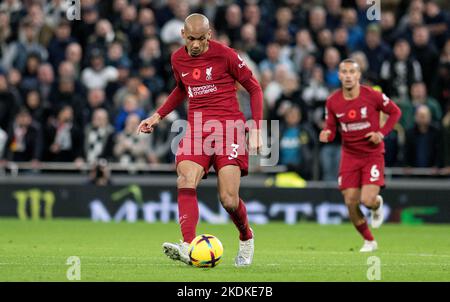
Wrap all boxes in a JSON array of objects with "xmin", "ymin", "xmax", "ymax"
[{"xmin": 189, "ymin": 234, "xmax": 223, "ymax": 268}]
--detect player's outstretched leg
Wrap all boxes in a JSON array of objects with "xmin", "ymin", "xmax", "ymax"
[{"xmin": 163, "ymin": 161, "xmax": 204, "ymax": 265}]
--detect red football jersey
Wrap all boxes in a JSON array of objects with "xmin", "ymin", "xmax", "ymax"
[
  {"xmin": 171, "ymin": 40, "xmax": 254, "ymax": 123},
  {"xmin": 324, "ymin": 85, "xmax": 401, "ymax": 156}
]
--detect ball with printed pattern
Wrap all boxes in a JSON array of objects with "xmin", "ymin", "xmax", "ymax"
[{"xmin": 189, "ymin": 234, "xmax": 223, "ymax": 268}]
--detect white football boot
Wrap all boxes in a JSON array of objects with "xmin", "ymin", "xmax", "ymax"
[
  {"xmin": 360, "ymin": 240, "xmax": 378, "ymax": 252},
  {"xmin": 235, "ymin": 229, "xmax": 254, "ymax": 267},
  {"xmin": 162, "ymin": 241, "xmax": 191, "ymax": 265},
  {"xmin": 371, "ymin": 195, "xmax": 384, "ymax": 229}
]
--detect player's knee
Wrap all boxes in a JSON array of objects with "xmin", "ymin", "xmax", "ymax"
[
  {"xmin": 177, "ymin": 173, "xmax": 197, "ymax": 189},
  {"xmin": 360, "ymin": 195, "xmax": 377, "ymax": 208},
  {"xmin": 344, "ymin": 198, "xmax": 359, "ymax": 207},
  {"xmin": 219, "ymin": 192, "xmax": 239, "ymax": 211}
]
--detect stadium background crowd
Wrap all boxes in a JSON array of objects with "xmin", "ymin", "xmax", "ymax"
[{"xmin": 0, "ymin": 0, "xmax": 449, "ymax": 180}]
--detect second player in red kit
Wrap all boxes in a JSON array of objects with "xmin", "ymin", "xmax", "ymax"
[{"xmin": 320, "ymin": 59, "xmax": 401, "ymax": 252}]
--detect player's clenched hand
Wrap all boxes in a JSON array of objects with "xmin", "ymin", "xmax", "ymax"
[
  {"xmin": 319, "ymin": 130, "xmax": 331, "ymax": 143},
  {"xmin": 137, "ymin": 113, "xmax": 161, "ymax": 134},
  {"xmin": 365, "ymin": 131, "xmax": 384, "ymax": 144},
  {"xmin": 248, "ymin": 129, "xmax": 263, "ymax": 155}
]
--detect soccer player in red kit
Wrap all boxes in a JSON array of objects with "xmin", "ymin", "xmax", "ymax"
[
  {"xmin": 137, "ymin": 14, "xmax": 263, "ymax": 266},
  {"xmin": 320, "ymin": 59, "xmax": 401, "ymax": 252}
]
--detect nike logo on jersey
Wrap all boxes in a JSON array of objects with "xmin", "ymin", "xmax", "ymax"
[
  {"xmin": 336, "ymin": 113, "xmax": 345, "ymax": 118},
  {"xmin": 181, "ymin": 72, "xmax": 189, "ymax": 77}
]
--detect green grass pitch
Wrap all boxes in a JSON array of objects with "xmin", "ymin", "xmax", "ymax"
[{"xmin": 0, "ymin": 219, "xmax": 449, "ymax": 281}]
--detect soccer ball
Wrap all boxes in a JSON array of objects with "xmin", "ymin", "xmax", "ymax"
[{"xmin": 189, "ymin": 234, "xmax": 223, "ymax": 268}]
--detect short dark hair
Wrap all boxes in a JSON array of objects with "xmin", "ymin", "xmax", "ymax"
[{"xmin": 340, "ymin": 58, "xmax": 360, "ymax": 71}]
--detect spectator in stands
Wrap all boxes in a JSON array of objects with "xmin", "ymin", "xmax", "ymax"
[
  {"xmin": 275, "ymin": 6, "xmax": 298, "ymax": 41},
  {"xmin": 64, "ymin": 42, "xmax": 82, "ymax": 80},
  {"xmin": 24, "ymin": 89, "xmax": 50, "ymax": 126},
  {"xmin": 302, "ymin": 65, "xmax": 329, "ymax": 115},
  {"xmin": 278, "ymin": 104, "xmax": 316, "ymax": 180},
  {"xmin": 240, "ymin": 23, "xmax": 265, "ymax": 65},
  {"xmin": 360, "ymin": 24, "xmax": 391, "ymax": 83},
  {"xmin": 48, "ymin": 77, "xmax": 84, "ymax": 127},
  {"xmin": 380, "ymin": 10, "xmax": 397, "ymax": 46},
  {"xmin": 71, "ymin": 4, "xmax": 98, "ymax": 51},
  {"xmin": 139, "ymin": 61, "xmax": 164, "ymax": 101},
  {"xmin": 323, "ymin": 47, "xmax": 341, "ymax": 90},
  {"xmin": 47, "ymin": 19, "xmax": 76, "ymax": 70},
  {"xmin": 380, "ymin": 39, "xmax": 423, "ymax": 99},
  {"xmin": 292, "ymin": 29, "xmax": 317, "ymax": 73},
  {"xmin": 81, "ymin": 48, "xmax": 118, "ymax": 90},
  {"xmin": 325, "ymin": 0, "xmax": 342, "ymax": 30},
  {"xmin": 86, "ymin": 19, "xmax": 117, "ymax": 57},
  {"xmin": 436, "ymin": 39, "xmax": 450, "ymax": 112},
  {"xmin": 333, "ymin": 26, "xmax": 350, "ymax": 60},
  {"xmin": 83, "ymin": 88, "xmax": 113, "ymax": 127},
  {"xmin": 442, "ymin": 107, "xmax": 450, "ymax": 172},
  {"xmin": 271, "ymin": 73, "xmax": 307, "ymax": 123},
  {"xmin": 341, "ymin": 8, "xmax": 364, "ymax": 51},
  {"xmin": 0, "ymin": 127, "xmax": 7, "ymax": 160},
  {"xmin": 1, "ymin": 17, "xmax": 48, "ymax": 72},
  {"xmin": 146, "ymin": 92, "xmax": 178, "ymax": 164},
  {"xmin": 405, "ymin": 105, "xmax": 441, "ymax": 168},
  {"xmin": 259, "ymin": 42, "xmax": 295, "ymax": 74},
  {"xmin": 37, "ymin": 63, "xmax": 54, "ymax": 103},
  {"xmin": 411, "ymin": 25, "xmax": 440, "ymax": 92},
  {"xmin": 114, "ymin": 113, "xmax": 149, "ymax": 164},
  {"xmin": 44, "ymin": 105, "xmax": 83, "ymax": 163},
  {"xmin": 308, "ymin": 6, "xmax": 327, "ymax": 43},
  {"xmin": 160, "ymin": 0, "xmax": 189, "ymax": 45},
  {"xmin": 243, "ymin": 3, "xmax": 271, "ymax": 45},
  {"xmin": 0, "ymin": 70, "xmax": 19, "ymax": 131},
  {"xmin": 114, "ymin": 94, "xmax": 146, "ymax": 132},
  {"xmin": 136, "ymin": 37, "xmax": 163, "ymax": 74},
  {"xmin": 382, "ymin": 112, "xmax": 405, "ymax": 167},
  {"xmin": 408, "ymin": 82, "xmax": 442, "ymax": 124},
  {"xmin": 5, "ymin": 108, "xmax": 43, "ymax": 163},
  {"xmin": 113, "ymin": 73, "xmax": 150, "ymax": 111},
  {"xmin": 424, "ymin": 0, "xmax": 449, "ymax": 49},
  {"xmin": 114, "ymin": 5, "xmax": 140, "ymax": 54},
  {"xmin": 84, "ymin": 108, "xmax": 115, "ymax": 164},
  {"xmin": 106, "ymin": 41, "xmax": 131, "ymax": 70},
  {"xmin": 20, "ymin": 52, "xmax": 41, "ymax": 93}
]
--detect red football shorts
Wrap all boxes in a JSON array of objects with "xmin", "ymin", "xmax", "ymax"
[
  {"xmin": 175, "ymin": 123, "xmax": 249, "ymax": 178},
  {"xmin": 338, "ymin": 151, "xmax": 385, "ymax": 190}
]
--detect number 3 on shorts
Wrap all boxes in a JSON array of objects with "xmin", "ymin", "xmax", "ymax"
[
  {"xmin": 228, "ymin": 143, "xmax": 239, "ymax": 160},
  {"xmin": 370, "ymin": 164, "xmax": 380, "ymax": 182}
]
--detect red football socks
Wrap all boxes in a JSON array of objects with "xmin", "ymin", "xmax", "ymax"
[
  {"xmin": 227, "ymin": 199, "xmax": 253, "ymax": 241},
  {"xmin": 177, "ymin": 188, "xmax": 199, "ymax": 243},
  {"xmin": 355, "ymin": 221, "xmax": 374, "ymax": 241}
]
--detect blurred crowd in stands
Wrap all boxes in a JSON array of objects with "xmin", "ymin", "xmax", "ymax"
[{"xmin": 0, "ymin": 0, "xmax": 449, "ymax": 180}]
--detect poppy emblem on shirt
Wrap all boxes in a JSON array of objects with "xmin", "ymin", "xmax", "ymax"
[
  {"xmin": 193, "ymin": 68, "xmax": 201, "ymax": 80},
  {"xmin": 348, "ymin": 109, "xmax": 357, "ymax": 119}
]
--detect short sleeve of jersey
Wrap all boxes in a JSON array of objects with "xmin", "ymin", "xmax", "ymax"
[{"xmin": 227, "ymin": 49, "xmax": 253, "ymax": 83}]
